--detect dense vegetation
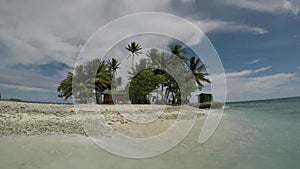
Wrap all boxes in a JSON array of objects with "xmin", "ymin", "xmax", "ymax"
[{"xmin": 57, "ymin": 42, "xmax": 210, "ymax": 105}]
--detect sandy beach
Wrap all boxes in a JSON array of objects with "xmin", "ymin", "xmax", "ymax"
[{"xmin": 0, "ymin": 100, "xmax": 207, "ymax": 137}]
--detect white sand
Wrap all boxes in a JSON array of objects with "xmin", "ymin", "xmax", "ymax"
[{"xmin": 0, "ymin": 101, "xmax": 207, "ymax": 137}]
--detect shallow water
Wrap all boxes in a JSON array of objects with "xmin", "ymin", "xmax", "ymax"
[{"xmin": 1, "ymin": 97, "xmax": 300, "ymax": 169}]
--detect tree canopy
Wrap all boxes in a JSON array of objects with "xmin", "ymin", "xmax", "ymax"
[{"xmin": 57, "ymin": 42, "xmax": 210, "ymax": 105}]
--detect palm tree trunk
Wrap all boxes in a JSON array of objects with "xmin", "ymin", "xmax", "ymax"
[
  {"xmin": 165, "ymin": 89, "xmax": 170, "ymax": 104},
  {"xmin": 171, "ymin": 91, "xmax": 175, "ymax": 105},
  {"xmin": 161, "ymin": 84, "xmax": 164, "ymax": 101},
  {"xmin": 132, "ymin": 55, "xmax": 134, "ymax": 67},
  {"xmin": 95, "ymin": 91, "xmax": 99, "ymax": 104}
]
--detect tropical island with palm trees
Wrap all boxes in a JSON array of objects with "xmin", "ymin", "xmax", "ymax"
[
  {"xmin": 57, "ymin": 42, "xmax": 212, "ymax": 106},
  {"xmin": 0, "ymin": 42, "xmax": 223, "ymax": 136}
]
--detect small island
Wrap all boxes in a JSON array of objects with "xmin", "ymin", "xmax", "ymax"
[{"xmin": 0, "ymin": 42, "xmax": 220, "ymax": 137}]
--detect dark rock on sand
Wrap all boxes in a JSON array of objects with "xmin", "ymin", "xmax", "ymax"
[{"xmin": 188, "ymin": 102, "xmax": 224, "ymax": 109}]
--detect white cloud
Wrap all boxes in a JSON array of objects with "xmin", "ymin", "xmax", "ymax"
[
  {"xmin": 204, "ymin": 66, "xmax": 300, "ymax": 102},
  {"xmin": 192, "ymin": 20, "xmax": 268, "ymax": 35},
  {"xmin": 226, "ymin": 70, "xmax": 253, "ymax": 77},
  {"xmin": 0, "ymin": 0, "xmax": 175, "ymax": 95},
  {"xmin": 224, "ymin": 0, "xmax": 277, "ymax": 13},
  {"xmin": 0, "ymin": 0, "xmax": 269, "ymax": 69},
  {"xmin": 247, "ymin": 27, "xmax": 269, "ymax": 34},
  {"xmin": 243, "ymin": 73, "xmax": 295, "ymax": 93},
  {"xmin": 178, "ymin": 0, "xmax": 196, "ymax": 3},
  {"xmin": 297, "ymin": 66, "xmax": 300, "ymax": 70},
  {"xmin": 225, "ymin": 66, "xmax": 271, "ymax": 78},
  {"xmin": 0, "ymin": 83, "xmax": 53, "ymax": 92},
  {"xmin": 224, "ymin": 70, "xmax": 298, "ymax": 101},
  {"xmin": 223, "ymin": 0, "xmax": 300, "ymax": 15},
  {"xmin": 247, "ymin": 59, "xmax": 262, "ymax": 64},
  {"xmin": 253, "ymin": 66, "xmax": 272, "ymax": 73},
  {"xmin": 0, "ymin": 67, "xmax": 64, "ymax": 92},
  {"xmin": 282, "ymin": 0, "xmax": 300, "ymax": 15},
  {"xmin": 0, "ymin": 0, "xmax": 281, "ymax": 102}
]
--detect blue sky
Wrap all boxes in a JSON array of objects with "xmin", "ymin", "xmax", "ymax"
[{"xmin": 0, "ymin": 0, "xmax": 300, "ymax": 102}]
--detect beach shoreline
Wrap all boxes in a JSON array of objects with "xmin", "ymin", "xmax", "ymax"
[{"xmin": 0, "ymin": 101, "xmax": 207, "ymax": 137}]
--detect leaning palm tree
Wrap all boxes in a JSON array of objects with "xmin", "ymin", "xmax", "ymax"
[
  {"xmin": 83, "ymin": 59, "xmax": 110, "ymax": 103},
  {"xmin": 189, "ymin": 56, "xmax": 211, "ymax": 89},
  {"xmin": 57, "ymin": 71, "xmax": 73, "ymax": 100},
  {"xmin": 73, "ymin": 65, "xmax": 96, "ymax": 103},
  {"xmin": 94, "ymin": 62, "xmax": 112, "ymax": 103},
  {"xmin": 58, "ymin": 65, "xmax": 94, "ymax": 103},
  {"xmin": 169, "ymin": 44, "xmax": 187, "ymax": 61},
  {"xmin": 126, "ymin": 42, "xmax": 142, "ymax": 67},
  {"xmin": 58, "ymin": 59, "xmax": 112, "ymax": 104},
  {"xmin": 95, "ymin": 62, "xmax": 111, "ymax": 90}
]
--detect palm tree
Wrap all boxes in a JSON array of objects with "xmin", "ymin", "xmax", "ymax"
[
  {"xmin": 169, "ymin": 44, "xmax": 187, "ymax": 61},
  {"xmin": 116, "ymin": 77, "xmax": 123, "ymax": 89},
  {"xmin": 74, "ymin": 65, "xmax": 97, "ymax": 103},
  {"xmin": 146, "ymin": 49, "xmax": 170, "ymax": 69},
  {"xmin": 146, "ymin": 49, "xmax": 171, "ymax": 102},
  {"xmin": 128, "ymin": 58, "xmax": 149, "ymax": 79},
  {"xmin": 112, "ymin": 77, "xmax": 123, "ymax": 90},
  {"xmin": 57, "ymin": 71, "xmax": 73, "ymax": 100},
  {"xmin": 189, "ymin": 56, "xmax": 211, "ymax": 89},
  {"xmin": 126, "ymin": 42, "xmax": 142, "ymax": 67},
  {"xmin": 94, "ymin": 62, "xmax": 111, "ymax": 90},
  {"xmin": 83, "ymin": 59, "xmax": 112, "ymax": 103},
  {"xmin": 58, "ymin": 60, "xmax": 112, "ymax": 104},
  {"xmin": 94, "ymin": 62, "xmax": 112, "ymax": 103},
  {"xmin": 57, "ymin": 65, "xmax": 94, "ymax": 103},
  {"xmin": 107, "ymin": 58, "xmax": 120, "ymax": 77}
]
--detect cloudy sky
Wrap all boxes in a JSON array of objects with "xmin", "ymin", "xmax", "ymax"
[{"xmin": 0, "ymin": 0, "xmax": 300, "ymax": 102}]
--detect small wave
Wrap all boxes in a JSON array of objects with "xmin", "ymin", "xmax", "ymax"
[{"xmin": 223, "ymin": 105, "xmax": 230, "ymax": 109}]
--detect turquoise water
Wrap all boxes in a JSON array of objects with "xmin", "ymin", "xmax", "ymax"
[
  {"xmin": 222, "ymin": 97, "xmax": 300, "ymax": 169},
  {"xmin": 0, "ymin": 97, "xmax": 299, "ymax": 169}
]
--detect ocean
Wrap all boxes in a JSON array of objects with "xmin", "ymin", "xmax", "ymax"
[{"xmin": 0, "ymin": 97, "xmax": 299, "ymax": 169}]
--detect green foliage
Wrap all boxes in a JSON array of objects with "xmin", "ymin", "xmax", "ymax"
[
  {"xmin": 128, "ymin": 58, "xmax": 149, "ymax": 78},
  {"xmin": 169, "ymin": 44, "xmax": 187, "ymax": 61},
  {"xmin": 129, "ymin": 69, "xmax": 165, "ymax": 104},
  {"xmin": 58, "ymin": 42, "xmax": 210, "ymax": 105},
  {"xmin": 57, "ymin": 59, "xmax": 114, "ymax": 103},
  {"xmin": 57, "ymin": 64, "xmax": 96, "ymax": 103},
  {"xmin": 111, "ymin": 77, "xmax": 123, "ymax": 90},
  {"xmin": 57, "ymin": 72, "xmax": 73, "ymax": 100},
  {"xmin": 189, "ymin": 56, "xmax": 211, "ymax": 89},
  {"xmin": 107, "ymin": 58, "xmax": 121, "ymax": 76},
  {"xmin": 129, "ymin": 46, "xmax": 211, "ymax": 105}
]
